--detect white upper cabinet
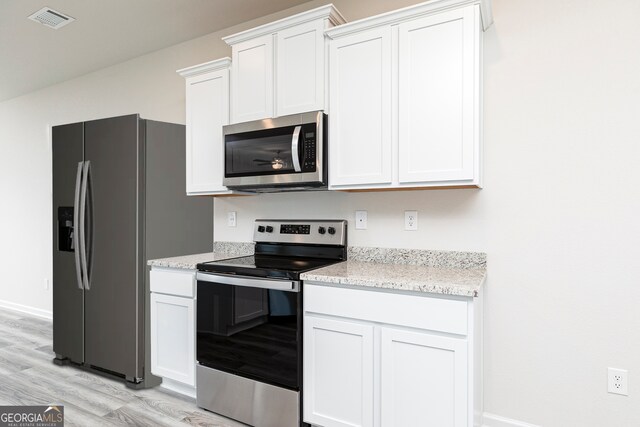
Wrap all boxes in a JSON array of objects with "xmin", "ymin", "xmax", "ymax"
[
  {"xmin": 224, "ymin": 4, "xmax": 346, "ymax": 124},
  {"xmin": 178, "ymin": 58, "xmax": 232, "ymax": 196},
  {"xmin": 326, "ymin": 0, "xmax": 493, "ymax": 190},
  {"xmin": 230, "ymin": 35, "xmax": 274, "ymax": 123},
  {"xmin": 398, "ymin": 7, "xmax": 477, "ymax": 184},
  {"xmin": 329, "ymin": 27, "xmax": 392, "ymax": 187},
  {"xmin": 276, "ymin": 20, "xmax": 325, "ymax": 116}
]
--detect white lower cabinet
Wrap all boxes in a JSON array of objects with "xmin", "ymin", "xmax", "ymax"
[
  {"xmin": 304, "ymin": 316, "xmax": 374, "ymax": 427},
  {"xmin": 380, "ymin": 327, "xmax": 468, "ymax": 427},
  {"xmin": 304, "ymin": 284, "xmax": 482, "ymax": 427},
  {"xmin": 150, "ymin": 268, "xmax": 196, "ymax": 396}
]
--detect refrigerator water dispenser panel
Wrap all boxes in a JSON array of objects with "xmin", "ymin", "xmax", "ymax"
[{"xmin": 58, "ymin": 206, "xmax": 74, "ymax": 252}]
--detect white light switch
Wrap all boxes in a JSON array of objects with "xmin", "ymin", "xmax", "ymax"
[
  {"xmin": 355, "ymin": 211, "xmax": 368, "ymax": 230},
  {"xmin": 227, "ymin": 211, "xmax": 237, "ymax": 227}
]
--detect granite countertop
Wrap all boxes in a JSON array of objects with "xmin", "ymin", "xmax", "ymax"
[
  {"xmin": 147, "ymin": 252, "xmax": 237, "ymax": 270},
  {"xmin": 147, "ymin": 242, "xmax": 254, "ymax": 270},
  {"xmin": 148, "ymin": 243, "xmax": 486, "ymax": 297},
  {"xmin": 301, "ymin": 247, "xmax": 486, "ymax": 297}
]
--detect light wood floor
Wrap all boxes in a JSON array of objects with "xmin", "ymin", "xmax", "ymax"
[{"xmin": 0, "ymin": 307, "xmax": 246, "ymax": 427}]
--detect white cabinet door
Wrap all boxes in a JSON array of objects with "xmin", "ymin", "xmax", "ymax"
[
  {"xmin": 381, "ymin": 327, "xmax": 468, "ymax": 427},
  {"xmin": 276, "ymin": 20, "xmax": 325, "ymax": 116},
  {"xmin": 150, "ymin": 293, "xmax": 195, "ymax": 386},
  {"xmin": 398, "ymin": 6, "xmax": 478, "ymax": 184},
  {"xmin": 231, "ymin": 34, "xmax": 274, "ymax": 123},
  {"xmin": 329, "ymin": 27, "xmax": 392, "ymax": 188},
  {"xmin": 304, "ymin": 316, "xmax": 374, "ymax": 427},
  {"xmin": 185, "ymin": 68, "xmax": 230, "ymax": 195}
]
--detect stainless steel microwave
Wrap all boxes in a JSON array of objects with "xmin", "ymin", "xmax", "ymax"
[{"xmin": 222, "ymin": 111, "xmax": 327, "ymax": 192}]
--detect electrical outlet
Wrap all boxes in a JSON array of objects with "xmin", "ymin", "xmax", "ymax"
[
  {"xmin": 227, "ymin": 211, "xmax": 237, "ymax": 227},
  {"xmin": 355, "ymin": 211, "xmax": 367, "ymax": 230},
  {"xmin": 44, "ymin": 278, "xmax": 49, "ymax": 290},
  {"xmin": 405, "ymin": 211, "xmax": 418, "ymax": 231},
  {"xmin": 608, "ymin": 367, "xmax": 628, "ymax": 396}
]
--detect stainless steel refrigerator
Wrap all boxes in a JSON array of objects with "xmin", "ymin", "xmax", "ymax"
[{"xmin": 52, "ymin": 114, "xmax": 212, "ymax": 388}]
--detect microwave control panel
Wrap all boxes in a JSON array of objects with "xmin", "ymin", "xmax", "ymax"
[{"xmin": 302, "ymin": 128, "xmax": 316, "ymax": 172}]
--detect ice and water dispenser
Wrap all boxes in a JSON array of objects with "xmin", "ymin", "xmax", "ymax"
[{"xmin": 58, "ymin": 207, "xmax": 74, "ymax": 252}]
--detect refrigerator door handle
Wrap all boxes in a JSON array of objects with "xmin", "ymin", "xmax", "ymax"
[
  {"xmin": 73, "ymin": 162, "xmax": 84, "ymax": 290},
  {"xmin": 86, "ymin": 162, "xmax": 94, "ymax": 289},
  {"xmin": 79, "ymin": 160, "xmax": 91, "ymax": 290}
]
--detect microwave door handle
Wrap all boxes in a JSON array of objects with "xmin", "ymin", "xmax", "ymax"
[{"xmin": 291, "ymin": 125, "xmax": 302, "ymax": 172}]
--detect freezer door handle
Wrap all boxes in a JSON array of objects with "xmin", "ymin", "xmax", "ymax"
[
  {"xmin": 73, "ymin": 161, "xmax": 84, "ymax": 290},
  {"xmin": 79, "ymin": 160, "xmax": 91, "ymax": 290}
]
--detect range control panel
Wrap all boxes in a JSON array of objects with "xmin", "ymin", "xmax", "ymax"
[
  {"xmin": 254, "ymin": 220, "xmax": 347, "ymax": 246},
  {"xmin": 280, "ymin": 224, "xmax": 311, "ymax": 234}
]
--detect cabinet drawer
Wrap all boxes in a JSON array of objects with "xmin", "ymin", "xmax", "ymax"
[
  {"xmin": 150, "ymin": 269, "xmax": 195, "ymax": 298},
  {"xmin": 305, "ymin": 284, "xmax": 468, "ymax": 336}
]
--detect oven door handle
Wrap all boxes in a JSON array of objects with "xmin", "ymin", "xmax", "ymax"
[{"xmin": 196, "ymin": 272, "xmax": 300, "ymax": 292}]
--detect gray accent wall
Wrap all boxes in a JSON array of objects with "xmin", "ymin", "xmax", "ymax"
[{"xmin": 144, "ymin": 119, "xmax": 213, "ymax": 386}]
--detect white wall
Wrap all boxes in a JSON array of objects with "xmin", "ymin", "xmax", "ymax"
[{"xmin": 1, "ymin": 0, "xmax": 639, "ymax": 425}]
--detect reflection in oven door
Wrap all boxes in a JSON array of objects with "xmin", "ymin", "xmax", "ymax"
[
  {"xmin": 197, "ymin": 279, "xmax": 301, "ymax": 391},
  {"xmin": 199, "ymin": 284, "xmax": 269, "ymax": 336}
]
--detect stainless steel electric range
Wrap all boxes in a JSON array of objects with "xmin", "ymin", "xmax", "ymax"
[{"xmin": 195, "ymin": 219, "xmax": 347, "ymax": 427}]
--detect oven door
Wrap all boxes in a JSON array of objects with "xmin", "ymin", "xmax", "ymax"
[
  {"xmin": 196, "ymin": 272, "xmax": 302, "ymax": 391},
  {"xmin": 223, "ymin": 111, "xmax": 325, "ymax": 189}
]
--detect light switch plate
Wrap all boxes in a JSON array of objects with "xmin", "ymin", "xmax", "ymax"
[
  {"xmin": 355, "ymin": 211, "xmax": 367, "ymax": 230},
  {"xmin": 227, "ymin": 211, "xmax": 237, "ymax": 227}
]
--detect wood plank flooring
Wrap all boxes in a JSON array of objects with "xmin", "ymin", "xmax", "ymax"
[{"xmin": 0, "ymin": 308, "xmax": 246, "ymax": 427}]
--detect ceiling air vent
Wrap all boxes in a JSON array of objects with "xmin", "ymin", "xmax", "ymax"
[{"xmin": 28, "ymin": 7, "xmax": 75, "ymax": 29}]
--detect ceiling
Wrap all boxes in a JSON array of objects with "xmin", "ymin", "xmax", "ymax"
[{"xmin": 0, "ymin": 0, "xmax": 311, "ymax": 102}]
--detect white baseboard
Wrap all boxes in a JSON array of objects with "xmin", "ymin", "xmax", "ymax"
[
  {"xmin": 0, "ymin": 299, "xmax": 52, "ymax": 320},
  {"xmin": 483, "ymin": 412, "xmax": 541, "ymax": 427}
]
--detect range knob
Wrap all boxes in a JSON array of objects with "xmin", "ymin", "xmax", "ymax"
[
  {"xmin": 265, "ymin": 226, "xmax": 274, "ymax": 233},
  {"xmin": 328, "ymin": 227, "xmax": 336, "ymax": 235},
  {"xmin": 257, "ymin": 226, "xmax": 265, "ymax": 233},
  {"xmin": 318, "ymin": 226, "xmax": 326, "ymax": 235}
]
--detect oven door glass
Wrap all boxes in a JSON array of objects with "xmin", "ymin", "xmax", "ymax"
[
  {"xmin": 197, "ymin": 279, "xmax": 301, "ymax": 391},
  {"xmin": 225, "ymin": 125, "xmax": 306, "ymax": 177}
]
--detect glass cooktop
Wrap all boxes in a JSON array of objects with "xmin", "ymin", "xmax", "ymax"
[{"xmin": 197, "ymin": 255, "xmax": 340, "ymax": 280}]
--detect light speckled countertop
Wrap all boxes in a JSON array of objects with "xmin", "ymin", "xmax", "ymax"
[
  {"xmin": 147, "ymin": 242, "xmax": 254, "ymax": 270},
  {"xmin": 302, "ymin": 247, "xmax": 486, "ymax": 297},
  {"xmin": 147, "ymin": 252, "xmax": 239, "ymax": 270},
  {"xmin": 301, "ymin": 261, "xmax": 486, "ymax": 297},
  {"xmin": 148, "ymin": 243, "xmax": 486, "ymax": 297}
]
